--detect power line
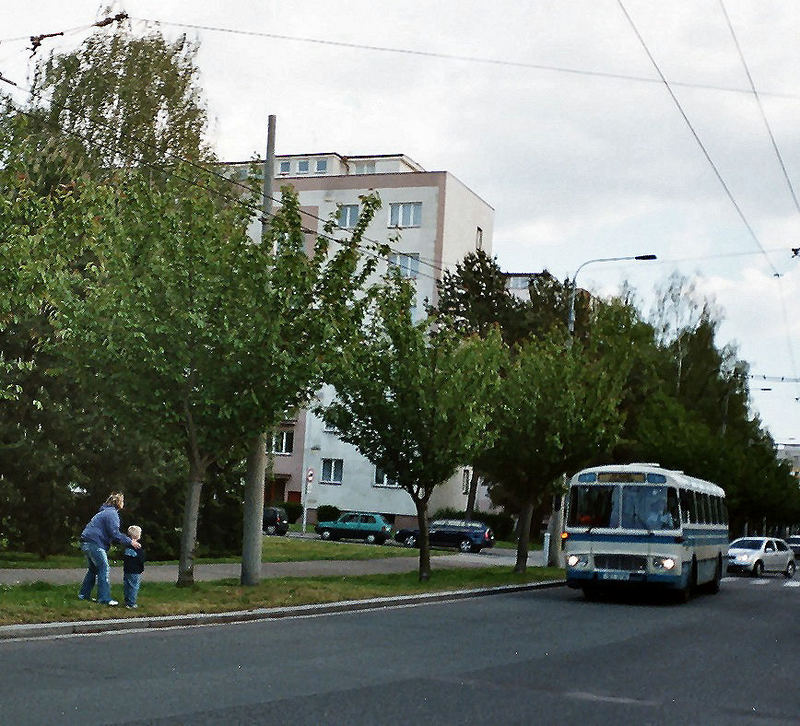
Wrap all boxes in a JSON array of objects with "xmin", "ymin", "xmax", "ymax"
[
  {"xmin": 719, "ymin": 0, "xmax": 800, "ymax": 215},
  {"xmin": 718, "ymin": 0, "xmax": 800, "ymax": 389},
  {"xmin": 749, "ymin": 375, "xmax": 800, "ymax": 384},
  {"xmin": 132, "ymin": 16, "xmax": 800, "ymax": 101},
  {"xmin": 617, "ymin": 0, "xmax": 781, "ymax": 279},
  {"xmin": 2, "ymin": 61, "xmax": 450, "ymax": 279},
  {"xmin": 2, "ymin": 92, "xmax": 445, "ymax": 286}
]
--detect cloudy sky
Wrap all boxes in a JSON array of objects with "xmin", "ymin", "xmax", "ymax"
[{"xmin": 2, "ymin": 1, "xmax": 799, "ymax": 443}]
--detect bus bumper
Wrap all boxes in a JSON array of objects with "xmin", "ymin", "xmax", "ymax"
[{"xmin": 566, "ymin": 567, "xmax": 687, "ymax": 590}]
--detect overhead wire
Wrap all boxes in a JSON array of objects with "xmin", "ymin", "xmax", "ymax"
[
  {"xmin": 717, "ymin": 0, "xmax": 800, "ymax": 397},
  {"xmin": 1, "ymin": 84, "xmax": 446, "ymax": 286},
  {"xmin": 617, "ymin": 0, "xmax": 781, "ymax": 279},
  {"xmin": 132, "ymin": 16, "xmax": 800, "ymax": 101}
]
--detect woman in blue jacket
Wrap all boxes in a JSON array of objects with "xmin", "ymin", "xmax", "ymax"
[{"xmin": 78, "ymin": 492, "xmax": 141, "ymax": 606}]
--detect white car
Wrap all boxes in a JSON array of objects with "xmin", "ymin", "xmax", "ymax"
[{"xmin": 726, "ymin": 537, "xmax": 796, "ymax": 578}]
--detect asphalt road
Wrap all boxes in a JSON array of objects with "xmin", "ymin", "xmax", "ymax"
[{"xmin": 1, "ymin": 574, "xmax": 798, "ymax": 725}]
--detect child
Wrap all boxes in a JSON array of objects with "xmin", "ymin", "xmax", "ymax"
[{"xmin": 123, "ymin": 525, "xmax": 146, "ymax": 609}]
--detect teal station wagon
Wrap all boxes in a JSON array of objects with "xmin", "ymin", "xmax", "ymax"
[{"xmin": 315, "ymin": 512, "xmax": 393, "ymax": 544}]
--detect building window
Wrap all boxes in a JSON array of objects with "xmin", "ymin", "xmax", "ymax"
[
  {"xmin": 354, "ymin": 161, "xmax": 376, "ymax": 174},
  {"xmin": 279, "ymin": 160, "xmax": 291, "ymax": 174},
  {"xmin": 374, "ymin": 467, "xmax": 399, "ymax": 488},
  {"xmin": 389, "ymin": 202, "xmax": 422, "ymax": 228},
  {"xmin": 297, "ymin": 159, "xmax": 310, "ymax": 174},
  {"xmin": 388, "ymin": 252, "xmax": 419, "ymax": 279},
  {"xmin": 476, "ymin": 227, "xmax": 483, "ymax": 250},
  {"xmin": 321, "ymin": 458, "xmax": 344, "ymax": 485},
  {"xmin": 337, "ymin": 204, "xmax": 359, "ymax": 229},
  {"xmin": 506, "ymin": 275, "xmax": 531, "ymax": 290},
  {"xmin": 271, "ymin": 430, "xmax": 294, "ymax": 455},
  {"xmin": 315, "ymin": 159, "xmax": 328, "ymax": 173}
]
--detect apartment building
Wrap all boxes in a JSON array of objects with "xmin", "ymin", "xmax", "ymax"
[
  {"xmin": 226, "ymin": 153, "xmax": 496, "ymax": 527},
  {"xmin": 776, "ymin": 443, "xmax": 800, "ymax": 484}
]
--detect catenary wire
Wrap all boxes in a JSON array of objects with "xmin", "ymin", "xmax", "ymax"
[
  {"xmin": 717, "ymin": 1, "xmax": 800, "ymax": 391},
  {"xmin": 617, "ymin": 0, "xmax": 781, "ymax": 279},
  {"xmin": 1, "ymin": 63, "xmax": 451, "ymax": 279},
  {"xmin": 718, "ymin": 0, "xmax": 800, "ymax": 215},
  {"xmin": 131, "ymin": 16, "xmax": 800, "ymax": 101},
  {"xmin": 2, "ymin": 91, "xmax": 446, "ymax": 286}
]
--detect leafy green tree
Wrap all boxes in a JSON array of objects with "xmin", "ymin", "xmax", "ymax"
[
  {"xmin": 59, "ymin": 175, "xmax": 381, "ymax": 585},
  {"xmin": 321, "ymin": 277, "xmax": 505, "ymax": 581},
  {"xmin": 31, "ymin": 27, "xmax": 211, "ymax": 170},
  {"xmin": 478, "ymin": 329, "xmax": 632, "ymax": 572},
  {"xmin": 0, "ymin": 25, "xmax": 242, "ymax": 559}
]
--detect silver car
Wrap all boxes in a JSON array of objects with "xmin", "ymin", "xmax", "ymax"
[{"xmin": 727, "ymin": 537, "xmax": 796, "ymax": 578}]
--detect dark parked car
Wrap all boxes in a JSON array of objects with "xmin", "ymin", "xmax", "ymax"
[
  {"xmin": 395, "ymin": 519, "xmax": 495, "ymax": 553},
  {"xmin": 315, "ymin": 512, "xmax": 393, "ymax": 544},
  {"xmin": 786, "ymin": 536, "xmax": 800, "ymax": 559},
  {"xmin": 262, "ymin": 506, "xmax": 289, "ymax": 536}
]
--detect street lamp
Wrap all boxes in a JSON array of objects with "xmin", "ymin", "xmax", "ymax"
[{"xmin": 567, "ymin": 254, "xmax": 657, "ymax": 335}]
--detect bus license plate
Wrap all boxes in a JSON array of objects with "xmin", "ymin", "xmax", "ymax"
[{"xmin": 599, "ymin": 571, "xmax": 629, "ymax": 581}]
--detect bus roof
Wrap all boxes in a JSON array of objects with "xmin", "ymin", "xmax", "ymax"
[{"xmin": 572, "ymin": 463, "xmax": 726, "ymax": 497}]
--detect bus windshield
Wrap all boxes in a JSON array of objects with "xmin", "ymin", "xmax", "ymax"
[
  {"xmin": 568, "ymin": 484, "xmax": 679, "ymax": 530},
  {"xmin": 621, "ymin": 486, "xmax": 679, "ymax": 531},
  {"xmin": 567, "ymin": 485, "xmax": 616, "ymax": 528}
]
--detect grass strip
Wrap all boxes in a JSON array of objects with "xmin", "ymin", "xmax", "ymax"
[
  {"xmin": 0, "ymin": 566, "xmax": 564, "ymax": 626},
  {"xmin": 0, "ymin": 538, "xmax": 473, "ymax": 569}
]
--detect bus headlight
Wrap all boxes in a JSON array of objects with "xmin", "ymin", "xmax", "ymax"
[
  {"xmin": 652, "ymin": 556, "xmax": 676, "ymax": 570},
  {"xmin": 567, "ymin": 554, "xmax": 589, "ymax": 568}
]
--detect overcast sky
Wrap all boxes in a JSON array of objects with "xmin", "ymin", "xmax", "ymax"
[{"xmin": 2, "ymin": 0, "xmax": 799, "ymax": 443}]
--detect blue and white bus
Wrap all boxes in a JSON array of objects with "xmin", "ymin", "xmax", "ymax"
[{"xmin": 563, "ymin": 463, "xmax": 728, "ymax": 601}]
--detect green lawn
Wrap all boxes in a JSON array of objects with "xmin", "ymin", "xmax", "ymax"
[
  {"xmin": 0, "ymin": 536, "xmax": 435, "ymax": 569},
  {"xmin": 0, "ymin": 566, "xmax": 565, "ymax": 626}
]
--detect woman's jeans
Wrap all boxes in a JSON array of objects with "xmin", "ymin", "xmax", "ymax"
[
  {"xmin": 123, "ymin": 572, "xmax": 141, "ymax": 606},
  {"xmin": 79, "ymin": 542, "xmax": 112, "ymax": 603}
]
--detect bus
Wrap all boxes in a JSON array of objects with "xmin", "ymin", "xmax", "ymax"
[{"xmin": 563, "ymin": 463, "xmax": 728, "ymax": 601}]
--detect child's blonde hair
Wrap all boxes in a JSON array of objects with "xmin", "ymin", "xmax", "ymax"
[{"xmin": 128, "ymin": 525, "xmax": 142, "ymax": 540}]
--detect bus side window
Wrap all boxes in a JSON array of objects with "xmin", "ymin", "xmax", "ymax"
[
  {"xmin": 712, "ymin": 496, "xmax": 721, "ymax": 524},
  {"xmin": 667, "ymin": 488, "xmax": 679, "ymax": 528},
  {"xmin": 679, "ymin": 489, "xmax": 693, "ymax": 524},
  {"xmin": 700, "ymin": 494, "xmax": 710, "ymax": 524}
]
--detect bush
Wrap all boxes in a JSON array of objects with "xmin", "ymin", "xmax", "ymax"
[
  {"xmin": 429, "ymin": 507, "xmax": 515, "ymax": 542},
  {"xmin": 315, "ymin": 504, "xmax": 341, "ymax": 523}
]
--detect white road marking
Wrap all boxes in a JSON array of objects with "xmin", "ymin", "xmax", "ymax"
[{"xmin": 784, "ymin": 581, "xmax": 800, "ymax": 587}]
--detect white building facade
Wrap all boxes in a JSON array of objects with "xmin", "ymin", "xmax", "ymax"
[{"xmin": 227, "ymin": 153, "xmax": 497, "ymax": 527}]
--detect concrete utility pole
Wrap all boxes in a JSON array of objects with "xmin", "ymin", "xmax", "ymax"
[{"xmin": 241, "ymin": 115, "xmax": 276, "ymax": 587}]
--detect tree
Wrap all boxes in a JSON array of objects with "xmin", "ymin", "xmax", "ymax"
[
  {"xmin": 59, "ymin": 174, "xmax": 381, "ymax": 585},
  {"xmin": 320, "ymin": 277, "xmax": 505, "ymax": 581},
  {"xmin": 31, "ymin": 27, "xmax": 212, "ymax": 170},
  {"xmin": 0, "ymin": 23, "xmax": 219, "ymax": 557},
  {"xmin": 478, "ymin": 329, "xmax": 632, "ymax": 572}
]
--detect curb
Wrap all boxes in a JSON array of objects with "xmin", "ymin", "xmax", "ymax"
[{"xmin": 0, "ymin": 579, "xmax": 565, "ymax": 641}]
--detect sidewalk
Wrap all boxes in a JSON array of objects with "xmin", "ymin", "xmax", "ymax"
[{"xmin": 0, "ymin": 547, "xmax": 546, "ymax": 586}]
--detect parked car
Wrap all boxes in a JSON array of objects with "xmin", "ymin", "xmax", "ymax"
[
  {"xmin": 315, "ymin": 512, "xmax": 393, "ymax": 544},
  {"xmin": 395, "ymin": 519, "xmax": 495, "ymax": 553},
  {"xmin": 726, "ymin": 537, "xmax": 796, "ymax": 578},
  {"xmin": 786, "ymin": 535, "xmax": 800, "ymax": 559},
  {"xmin": 262, "ymin": 506, "xmax": 289, "ymax": 536}
]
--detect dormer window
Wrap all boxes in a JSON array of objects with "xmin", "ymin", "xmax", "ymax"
[
  {"xmin": 315, "ymin": 159, "xmax": 328, "ymax": 173},
  {"xmin": 279, "ymin": 160, "xmax": 291, "ymax": 174},
  {"xmin": 354, "ymin": 161, "xmax": 376, "ymax": 174},
  {"xmin": 297, "ymin": 159, "xmax": 310, "ymax": 174}
]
